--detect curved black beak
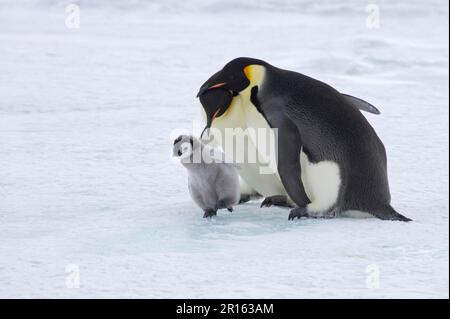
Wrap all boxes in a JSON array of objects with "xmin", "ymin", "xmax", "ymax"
[
  {"xmin": 200, "ymin": 126, "xmax": 209, "ymax": 139},
  {"xmin": 197, "ymin": 62, "xmax": 253, "ymax": 139},
  {"xmin": 200, "ymin": 108, "xmax": 221, "ymax": 138},
  {"xmin": 198, "ymin": 88, "xmax": 232, "ymax": 139}
]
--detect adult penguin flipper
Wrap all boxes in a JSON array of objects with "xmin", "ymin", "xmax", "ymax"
[
  {"xmin": 342, "ymin": 94, "xmax": 381, "ymax": 115},
  {"xmin": 264, "ymin": 111, "xmax": 311, "ymax": 209}
]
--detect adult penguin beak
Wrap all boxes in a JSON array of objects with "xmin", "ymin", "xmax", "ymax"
[
  {"xmin": 197, "ymin": 82, "xmax": 227, "ymax": 97},
  {"xmin": 200, "ymin": 108, "xmax": 221, "ymax": 138},
  {"xmin": 198, "ymin": 88, "xmax": 233, "ymax": 139}
]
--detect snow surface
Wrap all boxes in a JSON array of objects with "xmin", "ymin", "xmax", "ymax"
[{"xmin": 0, "ymin": 0, "xmax": 448, "ymax": 298}]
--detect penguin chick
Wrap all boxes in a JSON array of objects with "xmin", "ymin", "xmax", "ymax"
[{"xmin": 173, "ymin": 135, "xmax": 240, "ymax": 218}]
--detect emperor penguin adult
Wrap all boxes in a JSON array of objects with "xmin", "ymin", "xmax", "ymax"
[{"xmin": 196, "ymin": 57, "xmax": 410, "ymax": 222}]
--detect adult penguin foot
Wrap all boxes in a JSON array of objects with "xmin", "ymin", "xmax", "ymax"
[
  {"xmin": 288, "ymin": 207, "xmax": 309, "ymax": 220},
  {"xmin": 260, "ymin": 195, "xmax": 294, "ymax": 208}
]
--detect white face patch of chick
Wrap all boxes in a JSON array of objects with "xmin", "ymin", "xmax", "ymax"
[{"xmin": 179, "ymin": 142, "xmax": 193, "ymax": 159}]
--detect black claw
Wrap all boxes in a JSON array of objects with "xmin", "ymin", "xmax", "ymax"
[
  {"xmin": 227, "ymin": 207, "xmax": 233, "ymax": 212},
  {"xmin": 288, "ymin": 207, "xmax": 308, "ymax": 220},
  {"xmin": 288, "ymin": 212, "xmax": 297, "ymax": 221},
  {"xmin": 261, "ymin": 195, "xmax": 294, "ymax": 208},
  {"xmin": 203, "ymin": 210, "xmax": 217, "ymax": 218},
  {"xmin": 260, "ymin": 198, "xmax": 272, "ymax": 208},
  {"xmin": 239, "ymin": 195, "xmax": 251, "ymax": 204}
]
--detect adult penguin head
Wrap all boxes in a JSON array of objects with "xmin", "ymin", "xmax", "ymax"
[{"xmin": 197, "ymin": 57, "xmax": 266, "ymax": 137}]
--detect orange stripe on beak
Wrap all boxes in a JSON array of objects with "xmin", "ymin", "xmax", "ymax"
[
  {"xmin": 209, "ymin": 82, "xmax": 226, "ymax": 89},
  {"xmin": 212, "ymin": 108, "xmax": 221, "ymax": 121}
]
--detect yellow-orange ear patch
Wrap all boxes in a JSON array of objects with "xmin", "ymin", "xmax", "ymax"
[{"xmin": 243, "ymin": 65, "xmax": 253, "ymax": 82}]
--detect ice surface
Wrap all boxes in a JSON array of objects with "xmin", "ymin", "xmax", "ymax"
[{"xmin": 0, "ymin": 0, "xmax": 448, "ymax": 298}]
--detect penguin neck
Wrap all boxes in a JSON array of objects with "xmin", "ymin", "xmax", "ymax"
[{"xmin": 241, "ymin": 64, "xmax": 266, "ymax": 100}]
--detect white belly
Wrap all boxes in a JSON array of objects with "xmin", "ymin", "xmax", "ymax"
[
  {"xmin": 300, "ymin": 150, "xmax": 341, "ymax": 213},
  {"xmin": 209, "ymin": 96, "xmax": 287, "ymax": 198},
  {"xmin": 237, "ymin": 163, "xmax": 286, "ymax": 197}
]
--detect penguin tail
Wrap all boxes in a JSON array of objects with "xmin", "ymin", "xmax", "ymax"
[{"xmin": 370, "ymin": 205, "xmax": 412, "ymax": 222}]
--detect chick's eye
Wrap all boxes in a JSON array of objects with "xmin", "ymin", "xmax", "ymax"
[{"xmin": 177, "ymin": 150, "xmax": 182, "ymax": 156}]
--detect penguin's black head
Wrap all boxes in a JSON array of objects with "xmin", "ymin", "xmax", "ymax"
[{"xmin": 197, "ymin": 57, "xmax": 266, "ymax": 137}]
